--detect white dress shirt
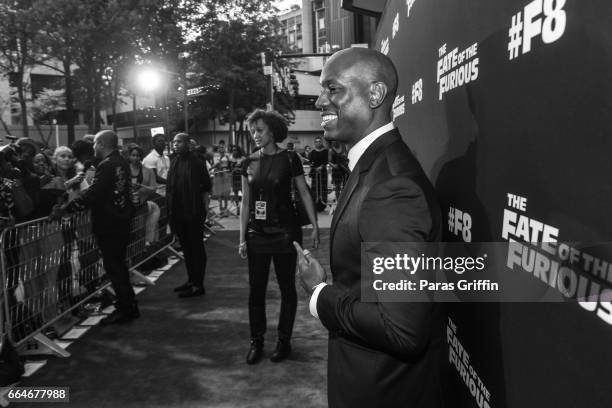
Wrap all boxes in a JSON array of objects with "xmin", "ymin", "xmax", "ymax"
[
  {"xmin": 309, "ymin": 121, "xmax": 395, "ymax": 319},
  {"xmin": 143, "ymin": 149, "xmax": 171, "ymax": 195},
  {"xmin": 347, "ymin": 122, "xmax": 395, "ymax": 171}
]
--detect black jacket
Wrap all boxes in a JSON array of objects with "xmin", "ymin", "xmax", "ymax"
[
  {"xmin": 317, "ymin": 129, "xmax": 445, "ymax": 408},
  {"xmin": 72, "ymin": 150, "xmax": 133, "ymax": 236},
  {"xmin": 166, "ymin": 151, "xmax": 211, "ymax": 226}
]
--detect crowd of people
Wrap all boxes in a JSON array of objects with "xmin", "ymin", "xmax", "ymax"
[
  {"xmin": 0, "ymin": 135, "xmax": 272, "ymax": 226},
  {"xmin": 0, "ymin": 127, "xmax": 347, "ymax": 332}
]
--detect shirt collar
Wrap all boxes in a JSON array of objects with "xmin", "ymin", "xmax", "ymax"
[{"xmin": 347, "ymin": 122, "xmax": 395, "ymax": 171}]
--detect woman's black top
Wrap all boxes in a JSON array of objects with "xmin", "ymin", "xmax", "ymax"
[{"xmin": 242, "ymin": 150, "xmax": 303, "ymax": 229}]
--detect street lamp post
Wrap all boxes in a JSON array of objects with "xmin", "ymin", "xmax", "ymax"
[{"xmin": 135, "ymin": 60, "xmax": 191, "ymax": 135}]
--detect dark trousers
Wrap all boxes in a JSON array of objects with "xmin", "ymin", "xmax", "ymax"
[
  {"xmin": 96, "ymin": 232, "xmax": 135, "ymax": 313},
  {"xmin": 247, "ymin": 250, "xmax": 297, "ymax": 340},
  {"xmin": 310, "ymin": 169, "xmax": 328, "ymax": 211},
  {"xmin": 173, "ymin": 218, "xmax": 206, "ymax": 288}
]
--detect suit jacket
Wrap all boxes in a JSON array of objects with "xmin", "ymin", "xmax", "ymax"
[
  {"xmin": 73, "ymin": 150, "xmax": 133, "ymax": 236},
  {"xmin": 316, "ymin": 129, "xmax": 445, "ymax": 408},
  {"xmin": 166, "ymin": 152, "xmax": 211, "ymax": 226}
]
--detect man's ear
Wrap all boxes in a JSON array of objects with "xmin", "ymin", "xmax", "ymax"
[{"xmin": 369, "ymin": 82, "xmax": 388, "ymax": 109}]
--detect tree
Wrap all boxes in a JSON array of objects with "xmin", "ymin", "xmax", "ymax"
[
  {"xmin": 190, "ymin": 0, "xmax": 284, "ymax": 147},
  {"xmin": 0, "ymin": 0, "xmax": 44, "ymax": 138},
  {"xmin": 30, "ymin": 88, "xmax": 65, "ymax": 146},
  {"xmin": 32, "ymin": 0, "xmax": 150, "ymax": 141}
]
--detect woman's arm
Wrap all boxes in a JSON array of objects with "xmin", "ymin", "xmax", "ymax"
[
  {"xmin": 294, "ymin": 174, "xmax": 319, "ymax": 248},
  {"xmin": 239, "ymin": 175, "xmax": 250, "ymax": 257}
]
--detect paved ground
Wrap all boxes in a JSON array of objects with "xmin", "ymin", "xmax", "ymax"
[{"xmin": 18, "ymin": 227, "xmax": 331, "ymax": 408}]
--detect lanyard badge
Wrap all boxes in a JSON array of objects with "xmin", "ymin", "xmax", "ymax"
[{"xmin": 255, "ymin": 200, "xmax": 267, "ymax": 220}]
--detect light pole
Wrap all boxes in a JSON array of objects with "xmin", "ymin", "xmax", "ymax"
[{"xmin": 179, "ymin": 51, "xmax": 190, "ymax": 134}]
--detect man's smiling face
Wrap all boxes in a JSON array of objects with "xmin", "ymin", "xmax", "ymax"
[{"xmin": 315, "ymin": 56, "xmax": 373, "ymax": 145}]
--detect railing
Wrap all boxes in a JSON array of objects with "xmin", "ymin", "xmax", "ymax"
[
  {"xmin": 306, "ymin": 164, "xmax": 349, "ymax": 213},
  {"xmin": 0, "ymin": 195, "xmax": 175, "ymax": 354}
]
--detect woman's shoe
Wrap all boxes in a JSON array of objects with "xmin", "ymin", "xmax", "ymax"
[
  {"xmin": 270, "ymin": 339, "xmax": 291, "ymax": 363},
  {"xmin": 246, "ymin": 337, "xmax": 264, "ymax": 365}
]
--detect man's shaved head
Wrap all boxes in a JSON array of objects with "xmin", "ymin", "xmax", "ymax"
[
  {"xmin": 315, "ymin": 47, "xmax": 399, "ymax": 145},
  {"xmin": 93, "ymin": 130, "xmax": 118, "ymax": 159},
  {"xmin": 95, "ymin": 130, "xmax": 118, "ymax": 149},
  {"xmin": 327, "ymin": 47, "xmax": 399, "ymax": 105}
]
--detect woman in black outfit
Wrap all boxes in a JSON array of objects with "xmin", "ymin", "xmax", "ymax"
[{"xmin": 239, "ymin": 109, "xmax": 319, "ymax": 365}]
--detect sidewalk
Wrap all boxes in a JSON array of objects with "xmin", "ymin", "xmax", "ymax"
[
  {"xmin": 207, "ymin": 204, "xmax": 334, "ymax": 232},
  {"xmin": 18, "ymin": 229, "xmax": 331, "ymax": 408}
]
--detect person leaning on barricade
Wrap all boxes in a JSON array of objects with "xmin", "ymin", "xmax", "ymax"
[
  {"xmin": 60, "ymin": 130, "xmax": 138, "ymax": 325},
  {"xmin": 0, "ymin": 146, "xmax": 34, "ymax": 222},
  {"xmin": 127, "ymin": 143, "xmax": 159, "ymax": 245},
  {"xmin": 143, "ymin": 133, "xmax": 170, "ymax": 196}
]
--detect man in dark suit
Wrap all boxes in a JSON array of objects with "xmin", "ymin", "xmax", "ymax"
[
  {"xmin": 167, "ymin": 133, "xmax": 211, "ymax": 298},
  {"xmin": 68, "ymin": 130, "xmax": 137, "ymax": 325},
  {"xmin": 295, "ymin": 47, "xmax": 445, "ymax": 407}
]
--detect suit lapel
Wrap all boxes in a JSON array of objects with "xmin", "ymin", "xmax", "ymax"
[
  {"xmin": 329, "ymin": 129, "xmax": 402, "ymax": 248},
  {"xmin": 330, "ymin": 164, "xmax": 359, "ymax": 237}
]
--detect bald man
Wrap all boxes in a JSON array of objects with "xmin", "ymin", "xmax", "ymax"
[
  {"xmin": 69, "ymin": 130, "xmax": 138, "ymax": 325},
  {"xmin": 295, "ymin": 48, "xmax": 444, "ymax": 407},
  {"xmin": 166, "ymin": 133, "xmax": 211, "ymax": 297}
]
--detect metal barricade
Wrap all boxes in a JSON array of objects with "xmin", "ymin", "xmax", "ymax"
[
  {"xmin": 0, "ymin": 195, "xmax": 175, "ymax": 354},
  {"xmin": 0, "ymin": 213, "xmax": 101, "ymax": 354},
  {"xmin": 127, "ymin": 195, "xmax": 174, "ymax": 283},
  {"xmin": 307, "ymin": 164, "xmax": 348, "ymax": 213}
]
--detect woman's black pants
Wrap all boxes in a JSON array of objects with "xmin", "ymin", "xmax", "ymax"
[{"xmin": 247, "ymin": 250, "xmax": 297, "ymax": 341}]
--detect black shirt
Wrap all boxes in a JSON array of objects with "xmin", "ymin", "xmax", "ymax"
[{"xmin": 243, "ymin": 150, "xmax": 303, "ymax": 228}]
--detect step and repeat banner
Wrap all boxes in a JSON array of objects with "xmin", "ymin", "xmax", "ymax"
[{"xmin": 373, "ymin": 1, "xmax": 612, "ymax": 407}]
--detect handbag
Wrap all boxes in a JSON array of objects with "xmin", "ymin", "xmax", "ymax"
[{"xmin": 287, "ymin": 152, "xmax": 312, "ymax": 226}]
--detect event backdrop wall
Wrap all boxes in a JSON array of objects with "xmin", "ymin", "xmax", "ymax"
[{"xmin": 370, "ymin": 1, "xmax": 612, "ymax": 407}]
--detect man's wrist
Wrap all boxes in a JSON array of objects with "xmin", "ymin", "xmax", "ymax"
[{"xmin": 309, "ymin": 283, "xmax": 328, "ymax": 319}]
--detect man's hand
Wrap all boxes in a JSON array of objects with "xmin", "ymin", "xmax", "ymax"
[
  {"xmin": 293, "ymin": 241, "xmax": 326, "ymax": 295},
  {"xmin": 49, "ymin": 204, "xmax": 64, "ymax": 221}
]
